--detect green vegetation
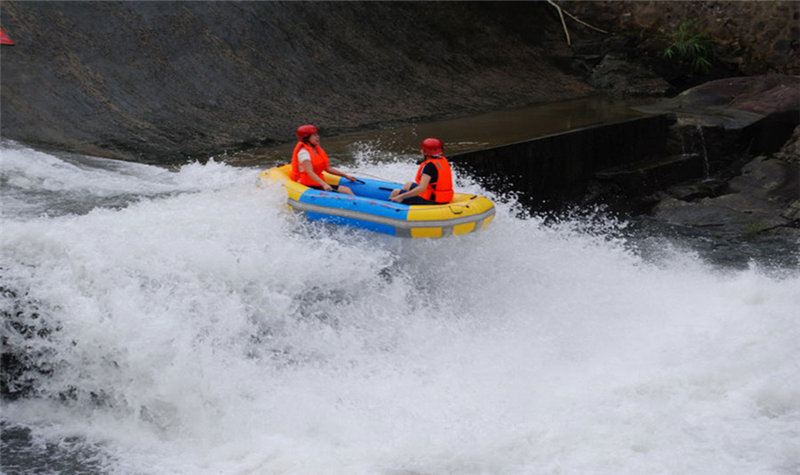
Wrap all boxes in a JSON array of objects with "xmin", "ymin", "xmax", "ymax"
[
  {"xmin": 743, "ymin": 221, "xmax": 776, "ymax": 235},
  {"xmin": 663, "ymin": 20, "xmax": 717, "ymax": 74}
]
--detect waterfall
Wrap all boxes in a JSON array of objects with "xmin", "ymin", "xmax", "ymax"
[{"xmin": 696, "ymin": 124, "xmax": 711, "ymax": 179}]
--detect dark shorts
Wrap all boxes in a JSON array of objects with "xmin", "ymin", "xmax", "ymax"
[
  {"xmin": 399, "ymin": 183, "xmax": 437, "ymax": 205},
  {"xmin": 401, "ymin": 195, "xmax": 437, "ymax": 205}
]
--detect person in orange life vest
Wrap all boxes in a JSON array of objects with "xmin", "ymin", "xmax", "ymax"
[
  {"xmin": 291, "ymin": 124, "xmax": 356, "ymax": 195},
  {"xmin": 389, "ymin": 137, "xmax": 454, "ymax": 205}
]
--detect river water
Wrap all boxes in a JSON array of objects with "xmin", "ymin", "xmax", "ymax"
[
  {"xmin": 228, "ymin": 97, "xmax": 649, "ymax": 165},
  {"xmin": 1, "ymin": 100, "xmax": 799, "ymax": 474}
]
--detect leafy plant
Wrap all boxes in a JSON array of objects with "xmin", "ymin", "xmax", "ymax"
[{"xmin": 663, "ymin": 20, "xmax": 716, "ymax": 74}]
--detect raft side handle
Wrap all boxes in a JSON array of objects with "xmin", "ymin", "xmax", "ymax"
[{"xmin": 449, "ymin": 205, "xmax": 465, "ymax": 215}]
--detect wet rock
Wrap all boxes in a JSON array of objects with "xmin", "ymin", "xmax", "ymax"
[
  {"xmin": 1, "ymin": 286, "xmax": 60, "ymax": 400},
  {"xmin": 781, "ymin": 200, "xmax": 800, "ymax": 221},
  {"xmin": 728, "ymin": 156, "xmax": 794, "ymax": 195},
  {"xmin": 641, "ymin": 77, "xmax": 799, "ymax": 237},
  {"xmin": 653, "ymin": 194, "xmax": 790, "ymax": 235},
  {"xmin": 635, "ymin": 75, "xmax": 800, "ymax": 128},
  {"xmin": 664, "ymin": 178, "xmax": 728, "ymax": 201},
  {"xmin": 595, "ymin": 153, "xmax": 706, "ymax": 195},
  {"xmin": 652, "ymin": 156, "xmax": 799, "ymax": 235},
  {"xmin": 677, "ymin": 75, "xmax": 800, "ymax": 117},
  {"xmin": 775, "ymin": 124, "xmax": 800, "ymax": 164},
  {"xmin": 589, "ymin": 54, "xmax": 672, "ymax": 97}
]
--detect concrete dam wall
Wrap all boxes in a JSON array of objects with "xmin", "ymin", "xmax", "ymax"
[
  {"xmin": 449, "ymin": 108, "xmax": 798, "ymax": 209},
  {"xmin": 0, "ymin": 1, "xmax": 593, "ymax": 163},
  {"xmin": 450, "ymin": 114, "xmax": 675, "ymax": 205}
]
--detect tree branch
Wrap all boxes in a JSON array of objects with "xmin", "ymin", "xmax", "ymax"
[
  {"xmin": 547, "ymin": 0, "xmax": 571, "ymax": 46},
  {"xmin": 547, "ymin": 0, "xmax": 610, "ymax": 47}
]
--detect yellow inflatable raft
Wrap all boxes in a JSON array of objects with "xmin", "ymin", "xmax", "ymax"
[{"xmin": 260, "ymin": 164, "xmax": 495, "ymax": 238}]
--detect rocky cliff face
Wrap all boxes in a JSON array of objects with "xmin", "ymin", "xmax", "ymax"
[{"xmin": 0, "ymin": 1, "xmax": 592, "ymax": 163}]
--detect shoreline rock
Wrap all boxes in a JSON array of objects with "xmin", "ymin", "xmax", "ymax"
[
  {"xmin": 586, "ymin": 75, "xmax": 799, "ymax": 238},
  {"xmin": 653, "ymin": 153, "xmax": 799, "ymax": 237},
  {"xmin": 655, "ymin": 76, "xmax": 799, "ymax": 237}
]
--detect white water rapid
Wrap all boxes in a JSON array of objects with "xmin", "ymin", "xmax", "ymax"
[{"xmin": 1, "ymin": 143, "xmax": 798, "ymax": 475}]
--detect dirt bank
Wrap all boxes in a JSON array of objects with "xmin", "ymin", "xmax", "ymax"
[{"xmin": 1, "ymin": 1, "xmax": 592, "ymax": 163}]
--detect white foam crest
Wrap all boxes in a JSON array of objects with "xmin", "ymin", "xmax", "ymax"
[
  {"xmin": 1, "ymin": 143, "xmax": 257, "ymax": 218},
  {"xmin": 0, "ymin": 147, "xmax": 250, "ymax": 197},
  {"xmin": 2, "ymin": 145, "xmax": 799, "ymax": 474},
  {"xmin": 1, "ymin": 144, "xmax": 172, "ymax": 195}
]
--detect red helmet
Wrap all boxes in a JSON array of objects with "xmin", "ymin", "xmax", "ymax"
[
  {"xmin": 296, "ymin": 124, "xmax": 319, "ymax": 140},
  {"xmin": 421, "ymin": 137, "xmax": 443, "ymax": 156}
]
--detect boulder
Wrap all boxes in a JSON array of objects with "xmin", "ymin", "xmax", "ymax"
[
  {"xmin": 652, "ymin": 156, "xmax": 799, "ymax": 235},
  {"xmin": 636, "ymin": 75, "xmax": 800, "ymax": 128}
]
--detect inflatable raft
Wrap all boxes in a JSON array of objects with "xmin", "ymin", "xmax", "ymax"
[{"xmin": 260, "ymin": 164, "xmax": 495, "ymax": 238}]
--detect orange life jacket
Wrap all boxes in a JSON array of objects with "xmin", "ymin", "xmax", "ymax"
[
  {"xmin": 415, "ymin": 156, "xmax": 454, "ymax": 203},
  {"xmin": 291, "ymin": 142, "xmax": 330, "ymax": 187}
]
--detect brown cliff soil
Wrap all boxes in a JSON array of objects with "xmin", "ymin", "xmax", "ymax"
[{"xmin": 0, "ymin": 2, "xmax": 591, "ymax": 163}]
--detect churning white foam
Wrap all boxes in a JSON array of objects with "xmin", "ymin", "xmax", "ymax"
[{"xmin": 1, "ymin": 145, "xmax": 798, "ymax": 474}]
